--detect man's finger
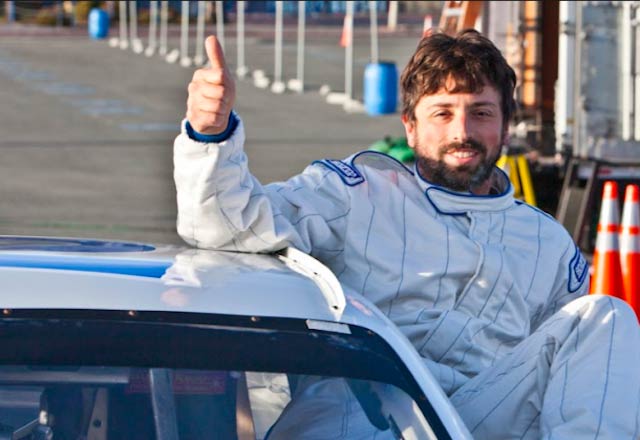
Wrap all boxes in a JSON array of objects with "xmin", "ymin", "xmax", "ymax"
[
  {"xmin": 193, "ymin": 68, "xmax": 224, "ymax": 85},
  {"xmin": 195, "ymin": 97, "xmax": 225, "ymax": 114},
  {"xmin": 204, "ymin": 35, "xmax": 226, "ymax": 70},
  {"xmin": 198, "ymin": 84, "xmax": 226, "ymax": 100}
]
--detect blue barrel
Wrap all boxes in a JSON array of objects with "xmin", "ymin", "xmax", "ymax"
[
  {"xmin": 364, "ymin": 62, "xmax": 398, "ymax": 116},
  {"xmin": 88, "ymin": 8, "xmax": 109, "ymax": 40}
]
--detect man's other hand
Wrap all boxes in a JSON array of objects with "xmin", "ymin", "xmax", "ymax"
[{"xmin": 186, "ymin": 36, "xmax": 236, "ymax": 135}]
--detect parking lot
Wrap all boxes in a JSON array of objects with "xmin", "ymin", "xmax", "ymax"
[{"xmin": 0, "ymin": 20, "xmax": 423, "ymax": 244}]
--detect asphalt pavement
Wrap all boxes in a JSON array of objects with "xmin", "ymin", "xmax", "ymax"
[{"xmin": 0, "ymin": 20, "xmax": 424, "ymax": 245}]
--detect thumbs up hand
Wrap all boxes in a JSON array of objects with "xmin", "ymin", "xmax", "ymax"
[{"xmin": 186, "ymin": 36, "xmax": 236, "ymax": 135}]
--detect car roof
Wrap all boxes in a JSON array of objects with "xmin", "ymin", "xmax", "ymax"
[{"xmin": 0, "ymin": 236, "xmax": 347, "ymax": 323}]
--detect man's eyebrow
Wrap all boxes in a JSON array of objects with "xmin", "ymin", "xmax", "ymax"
[
  {"xmin": 426, "ymin": 101, "xmax": 498, "ymax": 109},
  {"xmin": 469, "ymin": 101, "xmax": 499, "ymax": 108}
]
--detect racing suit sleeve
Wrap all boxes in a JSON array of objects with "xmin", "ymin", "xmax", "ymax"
[
  {"xmin": 174, "ymin": 117, "xmax": 351, "ymax": 254},
  {"xmin": 530, "ymin": 239, "xmax": 590, "ymax": 331}
]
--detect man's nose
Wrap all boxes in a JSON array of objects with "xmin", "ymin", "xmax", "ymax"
[{"xmin": 450, "ymin": 113, "xmax": 470, "ymax": 142}]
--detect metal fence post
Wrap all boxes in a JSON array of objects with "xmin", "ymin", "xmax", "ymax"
[
  {"xmin": 216, "ymin": 0, "xmax": 225, "ymax": 51},
  {"xmin": 237, "ymin": 1, "xmax": 249, "ymax": 77},
  {"xmin": 119, "ymin": 1, "xmax": 129, "ymax": 49},
  {"xmin": 369, "ymin": 1, "xmax": 379, "ymax": 64},
  {"xmin": 129, "ymin": 0, "xmax": 144, "ymax": 53},
  {"xmin": 159, "ymin": 1, "xmax": 169, "ymax": 56},
  {"xmin": 288, "ymin": 1, "xmax": 306, "ymax": 93},
  {"xmin": 194, "ymin": 1, "xmax": 206, "ymax": 66},
  {"xmin": 179, "ymin": 0, "xmax": 192, "ymax": 67},
  {"xmin": 271, "ymin": 1, "xmax": 285, "ymax": 93},
  {"xmin": 146, "ymin": 0, "xmax": 159, "ymax": 57},
  {"xmin": 344, "ymin": 2, "xmax": 354, "ymax": 104}
]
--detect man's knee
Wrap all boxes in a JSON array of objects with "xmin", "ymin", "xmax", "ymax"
[{"xmin": 568, "ymin": 294, "xmax": 638, "ymax": 336}]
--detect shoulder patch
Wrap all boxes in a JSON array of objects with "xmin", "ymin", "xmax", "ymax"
[
  {"xmin": 316, "ymin": 159, "xmax": 365, "ymax": 186},
  {"xmin": 568, "ymin": 244, "xmax": 588, "ymax": 293}
]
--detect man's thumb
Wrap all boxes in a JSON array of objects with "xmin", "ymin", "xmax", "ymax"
[{"xmin": 205, "ymin": 35, "xmax": 225, "ymax": 69}]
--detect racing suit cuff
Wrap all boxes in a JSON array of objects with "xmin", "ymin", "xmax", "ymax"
[{"xmin": 185, "ymin": 111, "xmax": 239, "ymax": 143}]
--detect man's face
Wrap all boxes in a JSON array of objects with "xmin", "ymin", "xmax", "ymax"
[{"xmin": 401, "ymin": 82, "xmax": 508, "ymax": 194}]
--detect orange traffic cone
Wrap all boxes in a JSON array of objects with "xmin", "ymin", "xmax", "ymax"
[
  {"xmin": 422, "ymin": 14, "xmax": 433, "ymax": 38},
  {"xmin": 590, "ymin": 181, "xmax": 625, "ymax": 299},
  {"xmin": 340, "ymin": 16, "xmax": 351, "ymax": 48},
  {"xmin": 620, "ymin": 184, "xmax": 640, "ymax": 317}
]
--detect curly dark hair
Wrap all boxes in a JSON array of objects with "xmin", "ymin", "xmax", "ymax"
[{"xmin": 400, "ymin": 29, "xmax": 516, "ymax": 124}]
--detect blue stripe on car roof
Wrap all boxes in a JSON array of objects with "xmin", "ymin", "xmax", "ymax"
[{"xmin": 0, "ymin": 254, "xmax": 171, "ymax": 278}]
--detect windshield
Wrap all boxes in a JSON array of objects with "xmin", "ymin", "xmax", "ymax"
[
  {"xmin": 0, "ymin": 312, "xmax": 448, "ymax": 440},
  {"xmin": 0, "ymin": 367, "xmax": 434, "ymax": 440}
]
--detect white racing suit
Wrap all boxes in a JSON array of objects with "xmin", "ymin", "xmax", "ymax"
[{"xmin": 174, "ymin": 117, "xmax": 640, "ymax": 439}]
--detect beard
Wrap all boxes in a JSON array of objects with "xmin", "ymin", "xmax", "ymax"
[{"xmin": 415, "ymin": 138, "xmax": 501, "ymax": 192}]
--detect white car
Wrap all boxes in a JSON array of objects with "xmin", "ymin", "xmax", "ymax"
[{"xmin": 0, "ymin": 235, "xmax": 472, "ymax": 440}]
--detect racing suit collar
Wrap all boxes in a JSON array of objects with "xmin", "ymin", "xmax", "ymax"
[{"xmin": 413, "ymin": 164, "xmax": 515, "ymax": 214}]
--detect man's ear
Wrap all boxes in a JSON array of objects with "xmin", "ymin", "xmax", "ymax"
[
  {"xmin": 502, "ymin": 126, "xmax": 511, "ymax": 148},
  {"xmin": 401, "ymin": 114, "xmax": 416, "ymax": 148}
]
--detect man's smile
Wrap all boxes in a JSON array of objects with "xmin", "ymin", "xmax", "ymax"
[{"xmin": 445, "ymin": 148, "xmax": 481, "ymax": 166}]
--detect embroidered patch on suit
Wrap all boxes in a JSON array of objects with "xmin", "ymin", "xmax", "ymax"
[
  {"xmin": 568, "ymin": 244, "xmax": 588, "ymax": 292},
  {"xmin": 316, "ymin": 159, "xmax": 365, "ymax": 186}
]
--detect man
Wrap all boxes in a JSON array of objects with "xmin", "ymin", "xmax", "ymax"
[{"xmin": 174, "ymin": 30, "xmax": 640, "ymax": 438}]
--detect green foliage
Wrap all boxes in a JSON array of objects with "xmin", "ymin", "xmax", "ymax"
[{"xmin": 368, "ymin": 136, "xmax": 415, "ymax": 163}]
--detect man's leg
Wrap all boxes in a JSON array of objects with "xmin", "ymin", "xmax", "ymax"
[
  {"xmin": 266, "ymin": 377, "xmax": 395, "ymax": 440},
  {"xmin": 450, "ymin": 295, "xmax": 640, "ymax": 439}
]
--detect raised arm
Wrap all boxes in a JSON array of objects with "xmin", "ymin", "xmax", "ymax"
[{"xmin": 174, "ymin": 37, "xmax": 351, "ymax": 255}]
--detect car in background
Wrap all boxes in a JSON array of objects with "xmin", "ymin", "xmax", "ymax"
[{"xmin": 0, "ymin": 235, "xmax": 472, "ymax": 440}]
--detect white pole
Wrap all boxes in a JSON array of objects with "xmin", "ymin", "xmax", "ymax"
[
  {"xmin": 145, "ymin": 0, "xmax": 158, "ymax": 57},
  {"xmin": 216, "ymin": 1, "xmax": 225, "ymax": 51},
  {"xmin": 159, "ymin": 0, "xmax": 168, "ymax": 56},
  {"xmin": 237, "ymin": 0, "xmax": 249, "ymax": 77},
  {"xmin": 129, "ymin": 1, "xmax": 143, "ymax": 53},
  {"xmin": 129, "ymin": 0, "xmax": 137, "ymax": 42},
  {"xmin": 572, "ymin": 1, "xmax": 583, "ymax": 157},
  {"xmin": 288, "ymin": 1, "xmax": 306, "ymax": 92},
  {"xmin": 369, "ymin": 0, "xmax": 379, "ymax": 64},
  {"xmin": 194, "ymin": 1, "xmax": 206, "ymax": 66},
  {"xmin": 179, "ymin": 0, "xmax": 192, "ymax": 67},
  {"xmin": 555, "ymin": 0, "xmax": 575, "ymax": 154},
  {"xmin": 119, "ymin": 1, "xmax": 129, "ymax": 49},
  {"xmin": 345, "ymin": 2, "xmax": 354, "ymax": 102},
  {"xmin": 271, "ymin": 1, "xmax": 286, "ymax": 93},
  {"xmin": 387, "ymin": 0, "xmax": 397, "ymax": 31},
  {"xmin": 622, "ymin": 2, "xmax": 633, "ymax": 140}
]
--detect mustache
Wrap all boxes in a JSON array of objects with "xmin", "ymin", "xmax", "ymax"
[{"xmin": 442, "ymin": 139, "xmax": 487, "ymax": 154}]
